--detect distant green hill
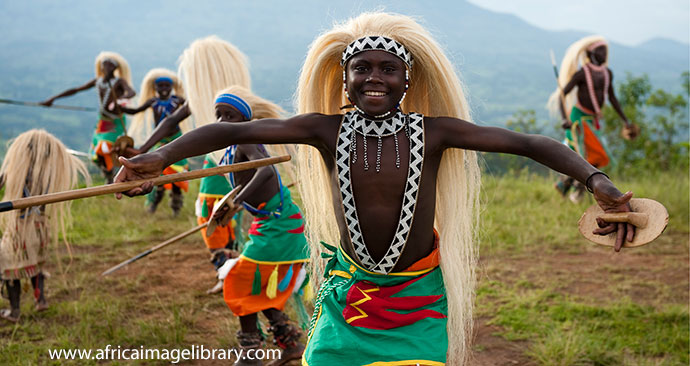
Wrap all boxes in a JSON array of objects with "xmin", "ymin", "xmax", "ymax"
[{"xmin": 0, "ymin": 0, "xmax": 687, "ymax": 156}]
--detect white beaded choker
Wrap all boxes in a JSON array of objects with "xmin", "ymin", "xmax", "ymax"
[{"xmin": 348, "ymin": 110, "xmax": 409, "ymax": 172}]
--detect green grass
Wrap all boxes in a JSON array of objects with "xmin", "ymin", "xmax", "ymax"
[
  {"xmin": 480, "ymin": 168, "xmax": 689, "ymax": 254},
  {"xmin": 476, "ymin": 169, "xmax": 689, "ymax": 365},
  {"xmin": 0, "ymin": 180, "xmax": 218, "ymax": 365},
  {"xmin": 477, "ymin": 280, "xmax": 688, "ymax": 366}
]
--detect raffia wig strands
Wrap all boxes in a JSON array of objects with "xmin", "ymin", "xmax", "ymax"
[
  {"xmin": 294, "ymin": 12, "xmax": 481, "ymax": 364},
  {"xmin": 178, "ymin": 35, "xmax": 251, "ymax": 134},
  {"xmin": 547, "ymin": 35, "xmax": 608, "ymax": 118},
  {"xmin": 94, "ymin": 51, "xmax": 132, "ymax": 87},
  {"xmin": 0, "ymin": 129, "xmax": 91, "ymax": 262}
]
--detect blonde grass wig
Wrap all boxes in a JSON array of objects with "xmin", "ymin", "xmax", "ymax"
[
  {"xmin": 177, "ymin": 35, "xmax": 251, "ymax": 134},
  {"xmin": 213, "ymin": 86, "xmax": 297, "ymax": 183},
  {"xmin": 295, "ymin": 12, "xmax": 481, "ymax": 364},
  {"xmin": 548, "ymin": 35, "xmax": 608, "ymax": 118},
  {"xmin": 129, "ymin": 68, "xmax": 186, "ymax": 146},
  {"xmin": 0, "ymin": 129, "xmax": 91, "ymax": 270},
  {"xmin": 94, "ymin": 51, "xmax": 132, "ymax": 87}
]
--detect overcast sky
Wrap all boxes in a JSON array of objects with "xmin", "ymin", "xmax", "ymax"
[{"xmin": 467, "ymin": 0, "xmax": 689, "ymax": 46}]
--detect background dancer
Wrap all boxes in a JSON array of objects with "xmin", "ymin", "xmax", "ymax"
[
  {"xmin": 125, "ymin": 68, "xmax": 188, "ymax": 215},
  {"xmin": 0, "ymin": 130, "xmax": 90, "ymax": 323},
  {"xmin": 40, "ymin": 52, "xmax": 135, "ymax": 183},
  {"xmin": 211, "ymin": 86, "xmax": 308, "ymax": 366},
  {"xmin": 549, "ymin": 36, "xmax": 636, "ymax": 202}
]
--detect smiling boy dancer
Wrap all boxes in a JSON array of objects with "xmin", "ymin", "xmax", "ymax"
[{"xmin": 115, "ymin": 12, "xmax": 636, "ymax": 365}]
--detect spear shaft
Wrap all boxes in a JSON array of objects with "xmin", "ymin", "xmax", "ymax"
[{"xmin": 0, "ymin": 155, "xmax": 290, "ymax": 212}]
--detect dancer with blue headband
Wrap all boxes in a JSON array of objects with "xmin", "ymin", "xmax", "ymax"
[
  {"xmin": 209, "ymin": 85, "xmax": 309, "ymax": 366},
  {"xmin": 123, "ymin": 68, "xmax": 188, "ymax": 216}
]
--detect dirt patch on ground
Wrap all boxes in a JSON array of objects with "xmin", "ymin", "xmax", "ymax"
[
  {"xmin": 470, "ymin": 318, "xmax": 532, "ymax": 366},
  {"xmin": 479, "ymin": 232, "xmax": 689, "ymax": 307},
  {"xmin": 94, "ymin": 239, "xmax": 301, "ymax": 365}
]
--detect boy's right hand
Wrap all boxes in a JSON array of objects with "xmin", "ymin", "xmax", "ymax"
[
  {"xmin": 114, "ymin": 153, "xmax": 166, "ymax": 198},
  {"xmin": 120, "ymin": 147, "xmax": 141, "ymax": 158}
]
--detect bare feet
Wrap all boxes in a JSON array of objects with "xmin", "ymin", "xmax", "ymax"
[
  {"xmin": 206, "ymin": 280, "xmax": 224, "ymax": 295},
  {"xmin": 35, "ymin": 301, "xmax": 49, "ymax": 312},
  {"xmin": 0, "ymin": 309, "xmax": 19, "ymax": 323}
]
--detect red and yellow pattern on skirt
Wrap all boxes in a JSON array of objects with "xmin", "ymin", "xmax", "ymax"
[
  {"xmin": 223, "ymin": 259, "xmax": 306, "ymax": 316},
  {"xmin": 303, "ymin": 234, "xmax": 447, "ymax": 366},
  {"xmin": 222, "ymin": 187, "xmax": 309, "ymax": 316},
  {"xmin": 89, "ymin": 115, "xmax": 126, "ymax": 172}
]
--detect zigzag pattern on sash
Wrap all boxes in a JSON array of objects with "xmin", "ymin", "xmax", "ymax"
[
  {"xmin": 336, "ymin": 111, "xmax": 425, "ymax": 274},
  {"xmin": 336, "ymin": 118, "xmax": 377, "ymax": 269},
  {"xmin": 341, "ymin": 36, "xmax": 413, "ymax": 68}
]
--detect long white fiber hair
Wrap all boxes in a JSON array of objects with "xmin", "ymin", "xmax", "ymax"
[
  {"xmin": 548, "ymin": 35, "xmax": 608, "ymax": 118},
  {"xmin": 295, "ymin": 12, "xmax": 481, "ymax": 365},
  {"xmin": 0, "ymin": 129, "xmax": 91, "ymax": 267},
  {"xmin": 177, "ymin": 35, "xmax": 251, "ymax": 134},
  {"xmin": 129, "ymin": 68, "xmax": 186, "ymax": 146}
]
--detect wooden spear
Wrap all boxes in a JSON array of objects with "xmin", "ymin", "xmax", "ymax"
[
  {"xmin": 0, "ymin": 97, "xmax": 97, "ymax": 112},
  {"xmin": 101, "ymin": 223, "xmax": 207, "ymax": 276},
  {"xmin": 550, "ymin": 50, "xmax": 581, "ymax": 155},
  {"xmin": 102, "ymin": 186, "xmax": 246, "ymax": 275},
  {"xmin": 0, "ymin": 155, "xmax": 290, "ymax": 212}
]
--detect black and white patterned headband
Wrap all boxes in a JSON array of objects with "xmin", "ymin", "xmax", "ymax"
[{"xmin": 341, "ymin": 36, "xmax": 413, "ymax": 69}]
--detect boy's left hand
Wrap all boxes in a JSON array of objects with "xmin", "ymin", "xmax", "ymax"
[{"xmin": 591, "ymin": 182, "xmax": 635, "ymax": 251}]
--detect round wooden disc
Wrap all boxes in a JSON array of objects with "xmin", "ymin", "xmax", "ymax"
[
  {"xmin": 621, "ymin": 124, "xmax": 640, "ymax": 141},
  {"xmin": 578, "ymin": 198, "xmax": 668, "ymax": 248},
  {"xmin": 115, "ymin": 135, "xmax": 134, "ymax": 152}
]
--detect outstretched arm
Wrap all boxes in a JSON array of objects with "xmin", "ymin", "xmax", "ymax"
[
  {"xmin": 121, "ymin": 98, "xmax": 155, "ymax": 115},
  {"xmin": 40, "ymin": 78, "xmax": 97, "ymax": 106},
  {"xmin": 137, "ymin": 102, "xmax": 191, "ymax": 153},
  {"xmin": 232, "ymin": 145, "xmax": 275, "ymax": 205},
  {"xmin": 435, "ymin": 117, "xmax": 634, "ymax": 250},
  {"xmin": 114, "ymin": 113, "xmax": 333, "ymax": 197}
]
